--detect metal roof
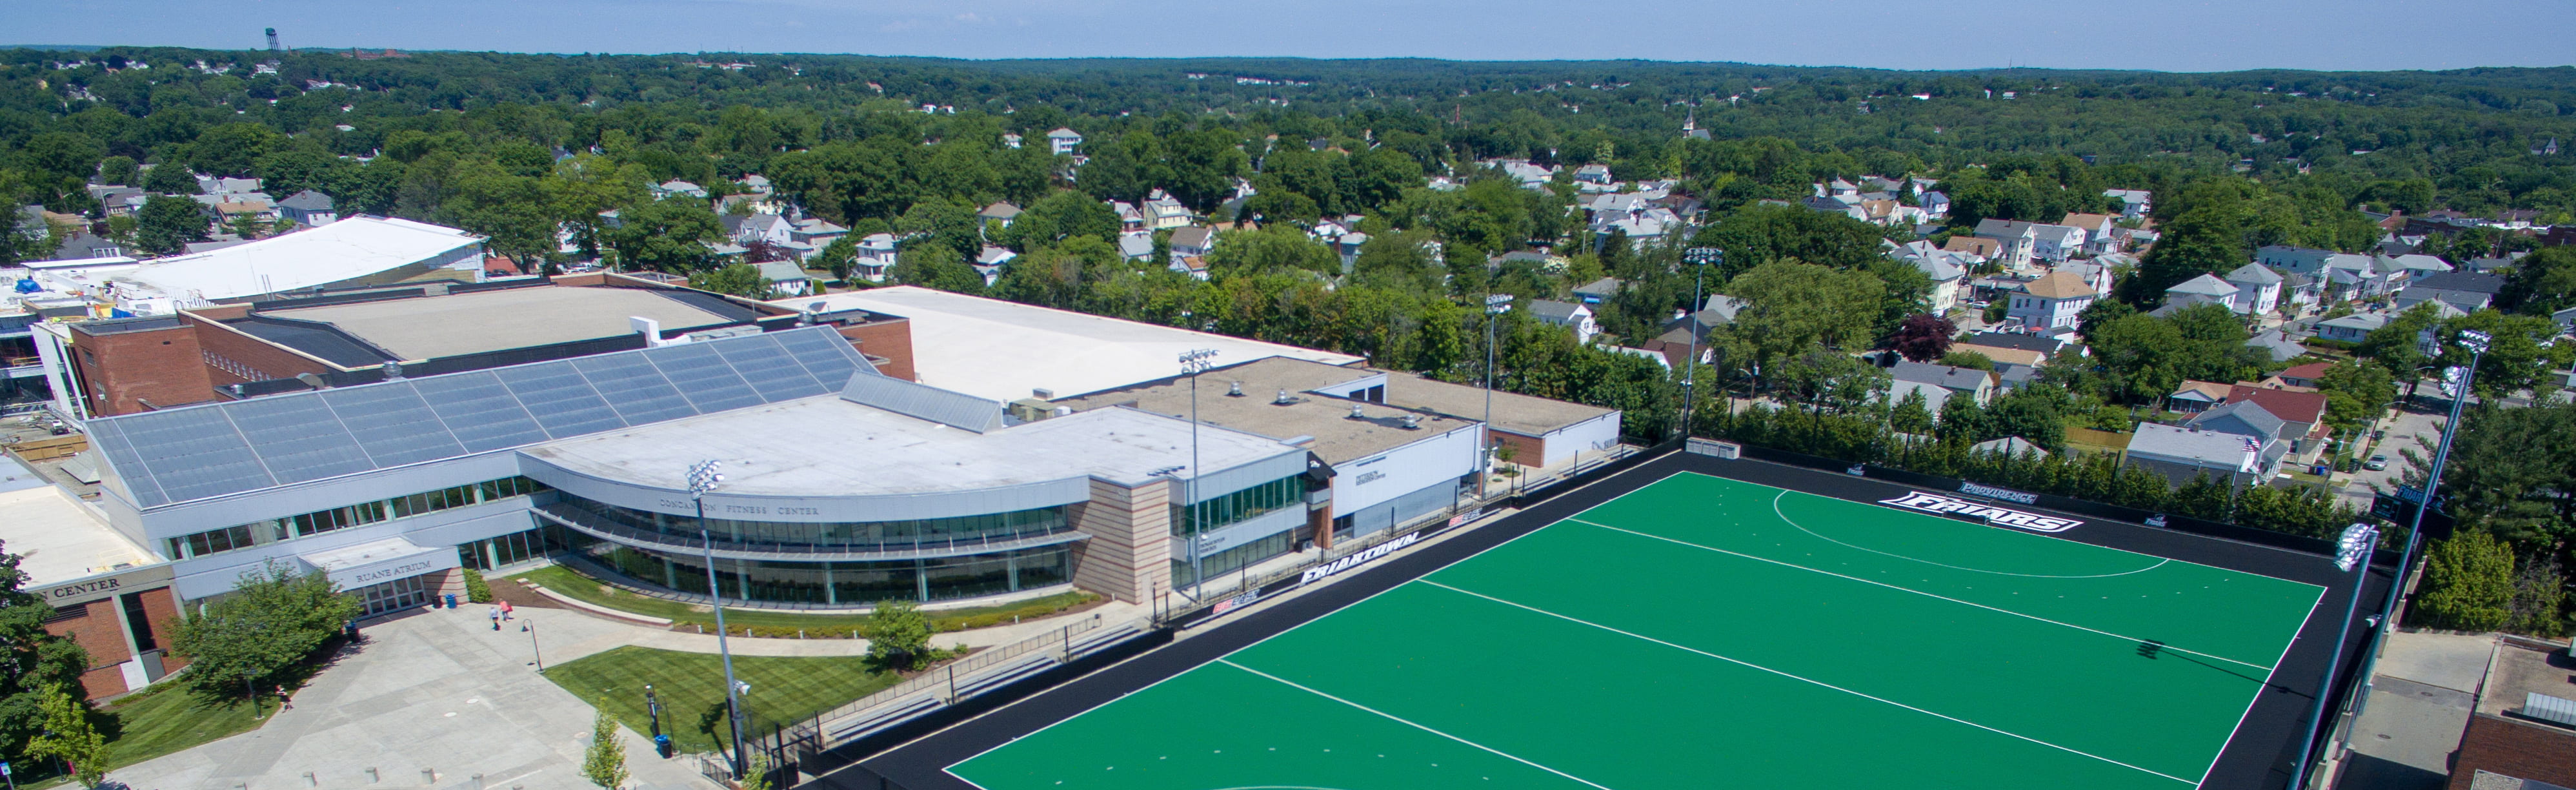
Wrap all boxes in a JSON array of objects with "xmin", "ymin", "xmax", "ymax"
[{"xmin": 86, "ymin": 326, "xmax": 870, "ymax": 508}]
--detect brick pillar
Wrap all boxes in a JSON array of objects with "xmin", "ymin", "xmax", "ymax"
[
  {"xmin": 1068, "ymin": 478, "xmax": 1172, "ymax": 603},
  {"xmin": 1309, "ymin": 503, "xmax": 1334, "ymax": 551}
]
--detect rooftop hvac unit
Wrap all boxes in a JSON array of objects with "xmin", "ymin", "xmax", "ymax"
[
  {"xmin": 2526, "ymin": 693, "xmax": 2576, "ymax": 729},
  {"xmin": 1349, "ymin": 403, "xmax": 1366, "ymax": 419},
  {"xmin": 1227, "ymin": 381, "xmax": 1243, "ymax": 397},
  {"xmin": 1274, "ymin": 389, "xmax": 1293, "ymax": 405},
  {"xmin": 1401, "ymin": 414, "xmax": 1421, "ymax": 430}
]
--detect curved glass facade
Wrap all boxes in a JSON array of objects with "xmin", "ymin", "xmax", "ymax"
[
  {"xmin": 552, "ymin": 496, "xmax": 1071, "ymax": 555},
  {"xmin": 579, "ymin": 541, "xmax": 1071, "ymax": 605}
]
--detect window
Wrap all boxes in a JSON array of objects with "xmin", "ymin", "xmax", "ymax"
[
  {"xmin": 1171, "ymin": 474, "xmax": 1306, "ymax": 536},
  {"xmin": 167, "ymin": 524, "xmax": 256, "ymax": 559},
  {"xmin": 188, "ymin": 476, "xmax": 550, "ymax": 555}
]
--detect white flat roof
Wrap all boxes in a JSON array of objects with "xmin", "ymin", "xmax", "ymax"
[
  {"xmin": 772, "ymin": 286, "xmax": 1363, "ymax": 402},
  {"xmin": 257, "ymin": 286, "xmax": 739, "ymax": 360},
  {"xmin": 58, "ymin": 217, "xmax": 482, "ymax": 301},
  {"xmin": 523, "ymin": 394, "xmax": 1296, "ymax": 496},
  {"xmin": 0, "ymin": 484, "xmax": 159, "ymax": 586}
]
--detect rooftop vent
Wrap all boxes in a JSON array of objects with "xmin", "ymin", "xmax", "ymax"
[
  {"xmin": 1227, "ymin": 381, "xmax": 1244, "ymax": 397},
  {"xmin": 1274, "ymin": 389, "xmax": 1294, "ymax": 405},
  {"xmin": 382, "ymin": 361, "xmax": 404, "ymax": 381},
  {"xmin": 1401, "ymin": 414, "xmax": 1421, "ymax": 430},
  {"xmin": 294, "ymin": 372, "xmax": 327, "ymax": 390},
  {"xmin": 1032, "ymin": 388, "xmax": 1053, "ymax": 400},
  {"xmin": 1349, "ymin": 403, "xmax": 1366, "ymax": 420}
]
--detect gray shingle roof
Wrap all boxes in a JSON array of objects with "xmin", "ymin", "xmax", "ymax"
[
  {"xmin": 2224, "ymin": 263, "xmax": 2282, "ymax": 285},
  {"xmin": 1891, "ymin": 361, "xmax": 1992, "ymax": 391},
  {"xmin": 2186, "ymin": 399, "xmax": 2285, "ymax": 442}
]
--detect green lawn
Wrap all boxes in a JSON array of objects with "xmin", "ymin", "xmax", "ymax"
[
  {"xmin": 509, "ymin": 564, "xmax": 1097, "ymax": 636},
  {"xmin": 10, "ymin": 682, "xmax": 278, "ymax": 787},
  {"xmin": 542, "ymin": 645, "xmax": 903, "ymax": 753}
]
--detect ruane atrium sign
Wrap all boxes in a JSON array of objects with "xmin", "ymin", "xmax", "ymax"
[{"xmin": 1878, "ymin": 491, "xmax": 2084, "ymax": 533}]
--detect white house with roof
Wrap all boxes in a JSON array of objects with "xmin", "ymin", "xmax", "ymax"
[
  {"xmin": 1142, "ymin": 190, "xmax": 1192, "ymax": 230},
  {"xmin": 1527, "ymin": 299, "xmax": 1598, "ymax": 344},
  {"xmin": 2223, "ymin": 263, "xmax": 2283, "ymax": 315},
  {"xmin": 2104, "ymin": 189, "xmax": 2152, "ymax": 218},
  {"xmin": 850, "ymin": 233, "xmax": 898, "ymax": 282},
  {"xmin": 2164, "ymin": 274, "xmax": 2239, "ymax": 312},
  {"xmin": 276, "ymin": 190, "xmax": 337, "ymax": 227},
  {"xmin": 2006, "ymin": 270, "xmax": 2098, "ymax": 334},
  {"xmin": 1045, "ymin": 128, "xmax": 1083, "ymax": 156},
  {"xmin": 2314, "ymin": 312, "xmax": 2390, "ymax": 343}
]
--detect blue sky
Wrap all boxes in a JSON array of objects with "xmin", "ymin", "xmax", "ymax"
[{"xmin": 15, "ymin": 0, "xmax": 2574, "ymax": 72}]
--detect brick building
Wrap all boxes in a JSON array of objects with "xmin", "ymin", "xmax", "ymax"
[{"xmin": 2446, "ymin": 636, "xmax": 2576, "ymax": 790}]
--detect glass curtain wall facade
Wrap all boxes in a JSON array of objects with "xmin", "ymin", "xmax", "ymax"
[
  {"xmin": 1170, "ymin": 474, "xmax": 1308, "ymax": 589},
  {"xmin": 574, "ymin": 538, "xmax": 1071, "ymax": 605},
  {"xmin": 551, "ymin": 496, "xmax": 1071, "ymax": 554}
]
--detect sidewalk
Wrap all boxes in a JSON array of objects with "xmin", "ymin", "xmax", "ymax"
[{"xmin": 106, "ymin": 597, "xmax": 1137, "ymax": 790}]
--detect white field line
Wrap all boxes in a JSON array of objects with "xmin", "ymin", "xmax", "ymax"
[{"xmin": 1216, "ymin": 658, "xmax": 1619, "ymax": 790}]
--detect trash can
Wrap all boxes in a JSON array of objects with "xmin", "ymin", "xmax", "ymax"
[
  {"xmin": 445, "ymin": 593, "xmax": 458, "ymax": 609},
  {"xmin": 654, "ymin": 733, "xmax": 673, "ymax": 758}
]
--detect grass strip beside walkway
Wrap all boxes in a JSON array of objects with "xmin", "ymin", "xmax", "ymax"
[
  {"xmin": 543, "ymin": 645, "xmax": 902, "ymax": 753},
  {"xmin": 509, "ymin": 565, "xmax": 1097, "ymax": 636}
]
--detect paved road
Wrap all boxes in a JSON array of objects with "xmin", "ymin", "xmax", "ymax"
[{"xmin": 2336, "ymin": 406, "xmax": 2446, "ymax": 513}]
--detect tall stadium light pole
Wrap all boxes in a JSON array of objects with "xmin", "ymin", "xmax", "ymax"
[
  {"xmin": 1482, "ymin": 294, "xmax": 1513, "ymax": 477},
  {"xmin": 1179, "ymin": 349, "xmax": 1218, "ymax": 598},
  {"xmin": 689, "ymin": 460, "xmax": 749, "ymax": 777},
  {"xmin": 1679, "ymin": 247, "xmax": 1722, "ymax": 440},
  {"xmin": 2347, "ymin": 328, "xmax": 2488, "ymax": 731},
  {"xmin": 2289, "ymin": 523, "xmax": 2379, "ymax": 790}
]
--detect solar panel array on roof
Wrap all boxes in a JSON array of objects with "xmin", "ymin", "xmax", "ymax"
[{"xmin": 86, "ymin": 327, "xmax": 870, "ymax": 508}]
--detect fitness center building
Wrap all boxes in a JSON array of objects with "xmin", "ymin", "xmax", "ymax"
[{"xmin": 80, "ymin": 325, "xmax": 1318, "ymax": 610}]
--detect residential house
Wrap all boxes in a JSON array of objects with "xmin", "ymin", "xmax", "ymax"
[
  {"xmin": 754, "ymin": 259, "xmax": 817, "ymax": 298},
  {"xmin": 1117, "ymin": 232, "xmax": 1155, "ymax": 263},
  {"xmin": 2274, "ymin": 361, "xmax": 2332, "ymax": 389},
  {"xmin": 2221, "ymin": 385, "xmax": 2331, "ymax": 459},
  {"xmin": 790, "ymin": 218, "xmax": 849, "ymax": 251},
  {"xmin": 1109, "ymin": 201, "xmax": 1145, "ymax": 232},
  {"xmin": 1046, "ymin": 127, "xmax": 1083, "ymax": 156},
  {"xmin": 2390, "ymin": 254, "xmax": 2453, "ymax": 277},
  {"xmin": 973, "ymin": 246, "xmax": 1015, "ymax": 286},
  {"xmin": 2057, "ymin": 259, "xmax": 2117, "ymax": 298},
  {"xmin": 2244, "ymin": 329, "xmax": 2306, "ymax": 363},
  {"xmin": 1574, "ymin": 164, "xmax": 1613, "ymax": 185},
  {"xmin": 2167, "ymin": 380, "xmax": 2235, "ymax": 412},
  {"xmin": 2183, "ymin": 400, "xmax": 2289, "ymax": 456},
  {"xmin": 1333, "ymin": 232, "xmax": 1367, "ymax": 269},
  {"xmin": 978, "ymin": 202, "xmax": 1022, "ymax": 228},
  {"xmin": 1973, "ymin": 219, "xmax": 2086, "ymax": 265},
  {"xmin": 1891, "ymin": 361, "xmax": 1997, "ymax": 407},
  {"xmin": 1142, "ymin": 190, "xmax": 1192, "ymax": 230},
  {"xmin": 2260, "ymin": 245, "xmax": 2406, "ymax": 301},
  {"xmin": 1001, "ymin": 133, "xmax": 1023, "ymax": 150},
  {"xmin": 1971, "ymin": 436, "xmax": 2050, "ymax": 458},
  {"xmin": 2394, "ymin": 271, "xmax": 2507, "ymax": 314},
  {"xmin": 2005, "ymin": 271, "xmax": 2098, "ymax": 334},
  {"xmin": 2315, "ymin": 312, "xmax": 2390, "ymax": 343},
  {"xmin": 2462, "ymin": 256, "xmax": 2520, "ymax": 275},
  {"xmin": 2163, "ymin": 274, "xmax": 2240, "ymax": 312},
  {"xmin": 1528, "ymin": 299, "xmax": 1599, "ymax": 344},
  {"xmin": 43, "ymin": 230, "xmax": 123, "ymax": 261},
  {"xmin": 736, "ymin": 174, "xmax": 772, "ymax": 194},
  {"xmin": 276, "ymin": 190, "xmax": 337, "ymax": 226},
  {"xmin": 1573, "ymin": 278, "xmax": 1623, "ymax": 305},
  {"xmin": 2223, "ymin": 263, "xmax": 2284, "ymax": 316},
  {"xmin": 651, "ymin": 180, "xmax": 708, "ymax": 200},
  {"xmin": 2553, "ymin": 305, "xmax": 2576, "ymax": 336},
  {"xmin": 1912, "ymin": 253, "xmax": 1967, "ymax": 314},
  {"xmin": 2103, "ymin": 189, "xmax": 2153, "ymax": 218},
  {"xmin": 2123, "ymin": 422, "xmax": 2284, "ymax": 487},
  {"xmin": 733, "ymin": 214, "xmax": 795, "ymax": 246},
  {"xmin": 850, "ymin": 233, "xmax": 898, "ymax": 282},
  {"xmin": 1917, "ymin": 190, "xmax": 1951, "ymax": 218},
  {"xmin": 1942, "ymin": 236, "xmax": 2004, "ymax": 261},
  {"xmin": 2058, "ymin": 213, "xmax": 2122, "ymax": 254},
  {"xmin": 1951, "ymin": 332, "xmax": 2071, "ymax": 368},
  {"xmin": 1168, "ymin": 226, "xmax": 1216, "ymax": 265}
]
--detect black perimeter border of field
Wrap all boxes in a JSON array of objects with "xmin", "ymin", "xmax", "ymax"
[{"xmin": 810, "ymin": 451, "xmax": 2394, "ymax": 790}]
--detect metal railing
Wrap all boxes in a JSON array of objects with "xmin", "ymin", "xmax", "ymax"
[
  {"xmin": 777, "ymin": 613, "xmax": 1127, "ymax": 751},
  {"xmin": 534, "ymin": 500, "xmax": 1087, "ymax": 562}
]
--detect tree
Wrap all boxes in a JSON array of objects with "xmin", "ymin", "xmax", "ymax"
[
  {"xmin": 1889, "ymin": 389, "xmax": 1935, "ymax": 434},
  {"xmin": 0, "ymin": 542, "xmax": 86, "ymax": 769},
  {"xmin": 689, "ymin": 264, "xmax": 772, "ymax": 299},
  {"xmin": 863, "ymin": 600, "xmax": 934, "ymax": 671},
  {"xmin": 1720, "ymin": 261, "xmax": 1885, "ymax": 385},
  {"xmin": 1887, "ymin": 314, "xmax": 1956, "ymax": 363},
  {"xmin": 890, "ymin": 245, "xmax": 985, "ymax": 294},
  {"xmin": 2358, "ymin": 301, "xmax": 2448, "ymax": 391},
  {"xmin": 2499, "ymin": 246, "xmax": 2576, "ymax": 316},
  {"xmin": 1938, "ymin": 350, "xmax": 1995, "ymax": 370},
  {"xmin": 96, "ymin": 156, "xmax": 139, "ymax": 187},
  {"xmin": 582, "ymin": 709, "xmax": 630, "ymax": 789},
  {"xmin": 605, "ymin": 199, "xmax": 721, "ymax": 274},
  {"xmin": 140, "ymin": 164, "xmax": 199, "ymax": 195},
  {"xmin": 135, "ymin": 194, "xmax": 210, "ymax": 255},
  {"xmin": 167, "ymin": 560, "xmax": 359, "ymax": 702},
  {"xmin": 26, "ymin": 684, "xmax": 105, "ymax": 788},
  {"xmin": 812, "ymin": 236, "xmax": 859, "ymax": 281},
  {"xmin": 1205, "ymin": 226, "xmax": 1339, "ymax": 277},
  {"xmin": 2434, "ymin": 310, "xmax": 2576, "ymax": 398},
  {"xmin": 2411, "ymin": 529, "xmax": 2516, "ymax": 632}
]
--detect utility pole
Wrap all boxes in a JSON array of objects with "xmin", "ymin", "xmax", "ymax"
[
  {"xmin": 689, "ymin": 460, "xmax": 749, "ymax": 778},
  {"xmin": 1680, "ymin": 247, "xmax": 1722, "ymax": 440},
  {"xmin": 1482, "ymin": 294, "xmax": 1513, "ymax": 478},
  {"xmin": 1178, "ymin": 349, "xmax": 1218, "ymax": 598}
]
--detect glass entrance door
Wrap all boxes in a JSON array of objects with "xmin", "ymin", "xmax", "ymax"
[{"xmin": 355, "ymin": 574, "xmax": 430, "ymax": 617}]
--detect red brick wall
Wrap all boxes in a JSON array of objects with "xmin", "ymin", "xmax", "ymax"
[
  {"xmin": 137, "ymin": 588, "xmax": 188, "ymax": 676},
  {"xmin": 185, "ymin": 313, "xmax": 336, "ymax": 387},
  {"xmin": 1493, "ymin": 430, "xmax": 1545, "ymax": 468},
  {"xmin": 70, "ymin": 323, "xmax": 212, "ymax": 417},
  {"xmin": 2448, "ymin": 714, "xmax": 2576, "ymax": 790},
  {"xmin": 840, "ymin": 319, "xmax": 916, "ymax": 381},
  {"xmin": 46, "ymin": 601, "xmax": 132, "ymax": 699}
]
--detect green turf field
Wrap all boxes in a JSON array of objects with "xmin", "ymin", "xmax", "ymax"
[{"xmin": 949, "ymin": 472, "xmax": 2324, "ymax": 790}]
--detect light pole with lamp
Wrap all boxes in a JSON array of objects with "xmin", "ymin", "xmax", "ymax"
[
  {"xmin": 2287, "ymin": 522, "xmax": 2379, "ymax": 790},
  {"xmin": 1178, "ymin": 349, "xmax": 1218, "ymax": 598},
  {"xmin": 2335, "ymin": 328, "xmax": 2489, "ymax": 764},
  {"xmin": 1679, "ymin": 247, "xmax": 1722, "ymax": 440},
  {"xmin": 687, "ymin": 460, "xmax": 751, "ymax": 778},
  {"xmin": 1482, "ymin": 294, "xmax": 1513, "ymax": 478}
]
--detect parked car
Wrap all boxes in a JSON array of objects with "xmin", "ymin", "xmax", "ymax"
[{"xmin": 2364, "ymin": 454, "xmax": 2388, "ymax": 471}]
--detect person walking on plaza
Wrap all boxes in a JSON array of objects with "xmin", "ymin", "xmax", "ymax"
[
  {"xmin": 499, "ymin": 600, "xmax": 514, "ymax": 621},
  {"xmin": 488, "ymin": 605, "xmax": 501, "ymax": 631}
]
